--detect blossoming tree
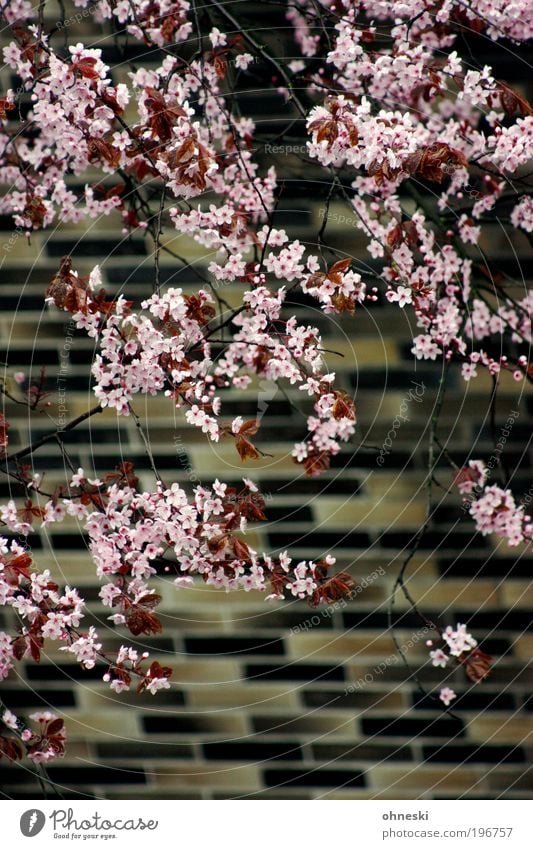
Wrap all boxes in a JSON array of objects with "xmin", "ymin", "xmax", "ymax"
[{"xmin": 0, "ymin": 0, "xmax": 531, "ymax": 785}]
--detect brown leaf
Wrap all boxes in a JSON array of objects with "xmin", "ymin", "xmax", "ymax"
[
  {"xmin": 306, "ymin": 271, "xmax": 327, "ymax": 288},
  {"xmin": 302, "ymin": 450, "xmax": 330, "ymax": 477},
  {"xmin": 235, "ymin": 436, "xmax": 260, "ymax": 462},
  {"xmin": 331, "ymin": 391, "xmax": 356, "ymax": 421},
  {"xmin": 148, "ymin": 660, "xmax": 172, "ymax": 680},
  {"xmin": 137, "ymin": 592, "xmax": 162, "ymax": 609},
  {"xmin": 207, "ymin": 534, "xmax": 229, "ymax": 554},
  {"xmin": 239, "ymin": 419, "xmax": 260, "ymax": 436},
  {"xmin": 499, "ymin": 83, "xmax": 532, "ymax": 118},
  {"xmin": 47, "ymin": 718, "xmax": 64, "ymax": 736},
  {"xmin": 463, "ymin": 648, "xmax": 492, "ymax": 683},
  {"xmin": 405, "ymin": 143, "xmax": 468, "ymax": 184},
  {"xmin": 328, "ymin": 257, "xmax": 351, "ymax": 277},
  {"xmin": 387, "ymin": 223, "xmax": 402, "ymax": 249},
  {"xmin": 213, "ymin": 55, "xmax": 227, "ymax": 80},
  {"xmin": 171, "ymin": 138, "xmax": 196, "ymax": 165},
  {"xmin": 72, "ymin": 57, "xmax": 100, "ymax": 79},
  {"xmin": 0, "ymin": 98, "xmax": 15, "ymax": 120},
  {"xmin": 233, "ymin": 538, "xmax": 250, "ymax": 560},
  {"xmin": 126, "ymin": 608, "xmax": 162, "ymax": 637},
  {"xmin": 330, "ymin": 292, "xmax": 356, "ymax": 314},
  {"xmin": 0, "ymin": 736, "xmax": 25, "ymax": 761}
]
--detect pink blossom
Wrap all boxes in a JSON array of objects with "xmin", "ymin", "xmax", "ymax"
[
  {"xmin": 430, "ymin": 649, "xmax": 448, "ymax": 668},
  {"xmin": 439, "ymin": 687, "xmax": 457, "ymax": 707}
]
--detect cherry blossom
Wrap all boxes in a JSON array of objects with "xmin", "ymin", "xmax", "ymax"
[
  {"xmin": 0, "ymin": 0, "xmax": 530, "ymax": 770},
  {"xmin": 439, "ymin": 687, "xmax": 457, "ymax": 707}
]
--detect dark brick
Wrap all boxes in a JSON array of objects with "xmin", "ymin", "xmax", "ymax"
[
  {"xmin": 311, "ymin": 742, "xmax": 414, "ymax": 761},
  {"xmin": 46, "ymin": 239, "xmax": 147, "ymax": 258},
  {"xmin": 260, "ymin": 477, "xmax": 362, "ymax": 496},
  {"xmin": 48, "ymin": 766, "xmax": 146, "ymax": 784},
  {"xmin": 244, "ymin": 663, "xmax": 345, "ymax": 682},
  {"xmin": 0, "ymin": 348, "xmax": 58, "ymax": 366},
  {"xmin": 361, "ymin": 716, "xmax": 465, "ymax": 738},
  {"xmin": 423, "ymin": 745, "xmax": 526, "ymax": 764},
  {"xmin": 413, "ymin": 691, "xmax": 516, "ymax": 711},
  {"xmin": 438, "ymin": 556, "xmax": 532, "ymax": 578},
  {"xmin": 184, "ymin": 636, "xmax": 285, "ymax": 656},
  {"xmin": 268, "ymin": 530, "xmax": 370, "ymax": 550},
  {"xmin": 1, "ymin": 688, "xmax": 76, "ymax": 709},
  {"xmin": 26, "ymin": 663, "xmax": 103, "ymax": 682},
  {"xmin": 96, "ymin": 743, "xmax": 193, "ymax": 759},
  {"xmin": 264, "ymin": 505, "xmax": 314, "ymax": 523},
  {"xmin": 203, "ymin": 741, "xmax": 302, "ymax": 761},
  {"xmin": 264, "ymin": 767, "xmax": 365, "ymax": 788},
  {"xmin": 142, "ymin": 716, "xmax": 227, "ymax": 734}
]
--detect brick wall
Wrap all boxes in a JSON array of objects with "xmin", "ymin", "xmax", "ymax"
[{"xmin": 0, "ymin": 3, "xmax": 532, "ymax": 800}]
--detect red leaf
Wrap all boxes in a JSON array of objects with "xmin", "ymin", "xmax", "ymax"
[
  {"xmin": 47, "ymin": 718, "xmax": 64, "ymax": 736},
  {"xmin": 137, "ymin": 592, "xmax": 162, "ymax": 609},
  {"xmin": 301, "ymin": 450, "xmax": 330, "ymax": 477},
  {"xmin": 149, "ymin": 660, "xmax": 172, "ymax": 680},
  {"xmin": 73, "ymin": 57, "xmax": 100, "ymax": 79},
  {"xmin": 126, "ymin": 609, "xmax": 162, "ymax": 637},
  {"xmin": 235, "ymin": 436, "xmax": 260, "ymax": 462},
  {"xmin": 239, "ymin": 419, "xmax": 260, "ymax": 436},
  {"xmin": 0, "ymin": 98, "xmax": 15, "ymax": 120},
  {"xmin": 233, "ymin": 538, "xmax": 250, "ymax": 560},
  {"xmin": 329, "ymin": 257, "xmax": 351, "ymax": 276},
  {"xmin": 331, "ymin": 391, "xmax": 356, "ymax": 421}
]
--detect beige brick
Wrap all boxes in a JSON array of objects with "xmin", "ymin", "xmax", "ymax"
[
  {"xmin": 514, "ymin": 635, "xmax": 533, "ymax": 660},
  {"xmin": 366, "ymin": 474, "xmax": 428, "ymax": 500},
  {"xmin": 397, "ymin": 579, "xmax": 500, "ymax": 609},
  {"xmin": 289, "ymin": 632, "xmax": 396, "ymax": 660},
  {"xmin": 168, "ymin": 659, "xmax": 241, "ymax": 684},
  {"xmin": 468, "ymin": 717, "xmax": 533, "ymax": 744},
  {"xmin": 314, "ymin": 498, "xmax": 426, "ymax": 528},
  {"xmin": 254, "ymin": 711, "xmax": 356, "ymax": 736},
  {"xmin": 187, "ymin": 684, "xmax": 299, "ymax": 709},
  {"xmin": 370, "ymin": 766, "xmax": 485, "ymax": 793},
  {"xmin": 501, "ymin": 582, "xmax": 533, "ymax": 609},
  {"xmin": 59, "ymin": 711, "xmax": 139, "ymax": 740},
  {"xmin": 486, "ymin": 769, "xmax": 533, "ymax": 792},
  {"xmin": 154, "ymin": 764, "xmax": 261, "ymax": 789}
]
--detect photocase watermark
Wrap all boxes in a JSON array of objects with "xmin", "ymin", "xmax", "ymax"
[
  {"xmin": 317, "ymin": 207, "xmax": 358, "ymax": 229},
  {"xmin": 56, "ymin": 320, "xmax": 76, "ymax": 431},
  {"xmin": 20, "ymin": 809, "xmax": 46, "ymax": 837},
  {"xmin": 173, "ymin": 434, "xmax": 200, "ymax": 486},
  {"xmin": 376, "ymin": 381, "xmax": 426, "ymax": 466},
  {"xmin": 290, "ymin": 597, "xmax": 348, "ymax": 634},
  {"xmin": 19, "ymin": 807, "xmax": 159, "ymax": 838},
  {"xmin": 56, "ymin": 5, "xmax": 98, "ymax": 29},
  {"xmin": 1, "ymin": 223, "xmax": 26, "ymax": 256},
  {"xmin": 263, "ymin": 143, "xmax": 308, "ymax": 155},
  {"xmin": 461, "ymin": 408, "xmax": 520, "ymax": 512},
  {"xmin": 521, "ymin": 482, "xmax": 533, "ymax": 510},
  {"xmin": 485, "ymin": 409, "xmax": 520, "ymax": 477},
  {"xmin": 442, "ymin": 159, "xmax": 482, "ymax": 202},
  {"xmin": 256, "ymin": 376, "xmax": 279, "ymax": 424},
  {"xmin": 289, "ymin": 566, "xmax": 385, "ymax": 634},
  {"xmin": 344, "ymin": 626, "xmax": 431, "ymax": 694}
]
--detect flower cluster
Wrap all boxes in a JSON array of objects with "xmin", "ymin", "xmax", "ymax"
[
  {"xmin": 0, "ymin": 709, "xmax": 67, "ymax": 765},
  {"xmin": 0, "ymin": 0, "xmax": 530, "ymax": 767},
  {"xmin": 470, "ymin": 485, "xmax": 532, "ymax": 547},
  {"xmin": 454, "ymin": 461, "xmax": 532, "ymax": 548},
  {"xmin": 428, "ymin": 623, "xmax": 493, "ymax": 707},
  {"xmin": 0, "ymin": 527, "xmax": 174, "ymax": 741}
]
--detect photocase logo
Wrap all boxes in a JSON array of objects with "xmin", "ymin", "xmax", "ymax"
[{"xmin": 20, "ymin": 809, "xmax": 46, "ymax": 837}]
